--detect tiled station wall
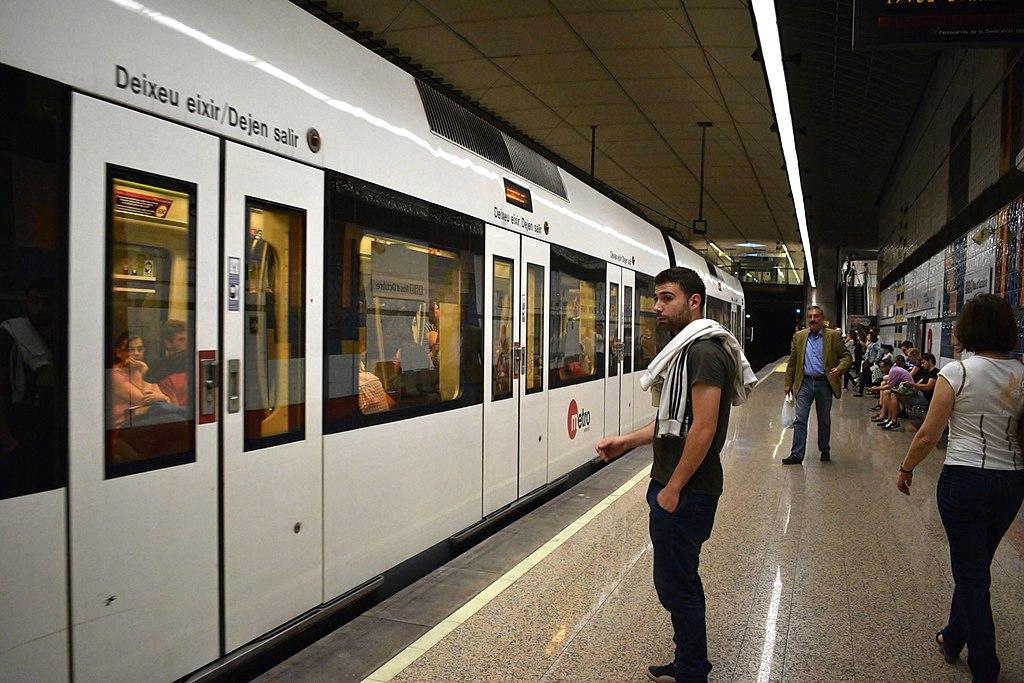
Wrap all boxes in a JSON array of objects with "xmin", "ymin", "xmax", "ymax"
[
  {"xmin": 878, "ymin": 196, "xmax": 1023, "ymax": 365},
  {"xmin": 878, "ymin": 49, "xmax": 1007, "ymax": 277},
  {"xmin": 876, "ymin": 47, "xmax": 1024, "ymax": 364}
]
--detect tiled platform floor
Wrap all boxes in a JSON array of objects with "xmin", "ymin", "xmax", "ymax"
[{"xmin": 263, "ymin": 369, "xmax": 1024, "ymax": 682}]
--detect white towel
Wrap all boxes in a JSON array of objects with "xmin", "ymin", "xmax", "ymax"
[{"xmin": 640, "ymin": 318, "xmax": 758, "ymax": 438}]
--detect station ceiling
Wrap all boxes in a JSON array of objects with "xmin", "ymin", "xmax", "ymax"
[{"xmin": 295, "ymin": 0, "xmax": 935, "ymax": 274}]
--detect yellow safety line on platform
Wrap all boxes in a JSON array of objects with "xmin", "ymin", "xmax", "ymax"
[
  {"xmin": 362, "ymin": 464, "xmax": 653, "ymax": 682},
  {"xmin": 774, "ymin": 361, "xmax": 788, "ymax": 373}
]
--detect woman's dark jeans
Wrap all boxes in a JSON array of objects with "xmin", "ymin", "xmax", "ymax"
[{"xmin": 937, "ymin": 465, "xmax": 1024, "ymax": 682}]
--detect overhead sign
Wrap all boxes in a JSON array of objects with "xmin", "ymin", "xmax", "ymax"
[{"xmin": 853, "ymin": 0, "xmax": 1024, "ymax": 50}]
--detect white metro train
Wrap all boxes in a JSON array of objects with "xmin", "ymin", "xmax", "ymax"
[{"xmin": 0, "ymin": 1, "xmax": 744, "ymax": 680}]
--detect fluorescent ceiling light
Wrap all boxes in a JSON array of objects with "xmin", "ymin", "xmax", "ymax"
[
  {"xmin": 781, "ymin": 243, "xmax": 798, "ymax": 273},
  {"xmin": 752, "ymin": 0, "xmax": 816, "ymax": 288},
  {"xmin": 736, "ymin": 242, "xmax": 765, "ymax": 249},
  {"xmin": 708, "ymin": 240, "xmax": 733, "ymax": 264}
]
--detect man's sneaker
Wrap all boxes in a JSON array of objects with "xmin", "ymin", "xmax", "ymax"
[
  {"xmin": 877, "ymin": 420, "xmax": 892, "ymax": 428},
  {"xmin": 883, "ymin": 421, "xmax": 901, "ymax": 431},
  {"xmin": 647, "ymin": 664, "xmax": 677, "ymax": 682},
  {"xmin": 781, "ymin": 455, "xmax": 802, "ymax": 465}
]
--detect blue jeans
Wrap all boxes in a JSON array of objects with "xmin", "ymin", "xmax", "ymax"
[
  {"xmin": 937, "ymin": 465, "xmax": 1024, "ymax": 682},
  {"xmin": 648, "ymin": 480, "xmax": 719, "ymax": 681},
  {"xmin": 789, "ymin": 377, "xmax": 833, "ymax": 461}
]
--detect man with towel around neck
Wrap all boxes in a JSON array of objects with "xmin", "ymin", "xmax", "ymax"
[{"xmin": 596, "ymin": 267, "xmax": 757, "ymax": 683}]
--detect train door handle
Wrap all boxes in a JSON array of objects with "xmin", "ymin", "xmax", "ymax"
[
  {"xmin": 200, "ymin": 356, "xmax": 218, "ymax": 419},
  {"xmin": 227, "ymin": 359, "xmax": 240, "ymax": 413}
]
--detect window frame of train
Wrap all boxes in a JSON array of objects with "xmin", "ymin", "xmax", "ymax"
[
  {"xmin": 104, "ymin": 165, "xmax": 197, "ymax": 479},
  {"xmin": 242, "ymin": 196, "xmax": 307, "ymax": 451},
  {"xmin": 634, "ymin": 273, "xmax": 663, "ymax": 372},
  {"xmin": 322, "ymin": 172, "xmax": 484, "ymax": 434},
  {"xmin": 0, "ymin": 65, "xmax": 70, "ymax": 500},
  {"xmin": 548, "ymin": 244, "xmax": 607, "ymax": 391}
]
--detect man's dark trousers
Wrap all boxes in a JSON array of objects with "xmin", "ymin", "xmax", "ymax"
[
  {"xmin": 648, "ymin": 479, "xmax": 719, "ymax": 681},
  {"xmin": 790, "ymin": 376, "xmax": 833, "ymax": 461}
]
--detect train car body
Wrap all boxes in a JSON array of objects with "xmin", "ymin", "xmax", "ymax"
[{"xmin": 0, "ymin": 1, "xmax": 743, "ymax": 680}]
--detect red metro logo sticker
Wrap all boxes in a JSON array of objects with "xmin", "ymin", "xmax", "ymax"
[{"xmin": 567, "ymin": 399, "xmax": 591, "ymax": 440}]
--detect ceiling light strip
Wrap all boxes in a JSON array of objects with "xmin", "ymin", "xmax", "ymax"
[{"xmin": 751, "ymin": 0, "xmax": 816, "ymax": 288}]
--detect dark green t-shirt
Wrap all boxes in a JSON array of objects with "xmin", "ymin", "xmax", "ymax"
[{"xmin": 651, "ymin": 338, "xmax": 735, "ymax": 496}]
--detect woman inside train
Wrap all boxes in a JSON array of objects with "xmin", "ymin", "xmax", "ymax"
[
  {"xmin": 108, "ymin": 331, "xmax": 183, "ymax": 429},
  {"xmin": 896, "ymin": 294, "xmax": 1024, "ymax": 682}
]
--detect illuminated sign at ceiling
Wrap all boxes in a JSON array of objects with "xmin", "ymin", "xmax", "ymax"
[
  {"xmin": 503, "ymin": 178, "xmax": 533, "ymax": 212},
  {"xmin": 853, "ymin": 0, "xmax": 1024, "ymax": 50}
]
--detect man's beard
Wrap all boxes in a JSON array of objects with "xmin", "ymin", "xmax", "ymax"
[{"xmin": 664, "ymin": 309, "xmax": 695, "ymax": 334}]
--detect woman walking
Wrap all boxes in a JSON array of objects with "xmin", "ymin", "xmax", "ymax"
[{"xmin": 895, "ymin": 294, "xmax": 1024, "ymax": 682}]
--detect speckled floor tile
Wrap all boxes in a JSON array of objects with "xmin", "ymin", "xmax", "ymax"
[{"xmin": 279, "ymin": 372, "xmax": 1024, "ymax": 683}]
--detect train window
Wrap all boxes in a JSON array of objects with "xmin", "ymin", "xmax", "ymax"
[
  {"xmin": 105, "ymin": 170, "xmax": 195, "ymax": 478},
  {"xmin": 0, "ymin": 66, "xmax": 68, "ymax": 499},
  {"xmin": 525, "ymin": 263, "xmax": 544, "ymax": 394},
  {"xmin": 323, "ymin": 173, "xmax": 483, "ymax": 432},
  {"xmin": 623, "ymin": 285, "xmax": 633, "ymax": 374},
  {"xmin": 706, "ymin": 297, "xmax": 730, "ymax": 332},
  {"xmin": 609, "ymin": 282, "xmax": 619, "ymax": 377},
  {"xmin": 635, "ymin": 274, "xmax": 660, "ymax": 371},
  {"xmin": 549, "ymin": 245, "xmax": 605, "ymax": 389},
  {"xmin": 492, "ymin": 257, "xmax": 514, "ymax": 401},
  {"xmin": 244, "ymin": 200, "xmax": 305, "ymax": 451}
]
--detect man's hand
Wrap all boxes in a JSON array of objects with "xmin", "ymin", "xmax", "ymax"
[
  {"xmin": 595, "ymin": 435, "xmax": 629, "ymax": 463},
  {"xmin": 828, "ymin": 367, "xmax": 841, "ymax": 378},
  {"xmin": 656, "ymin": 484, "xmax": 680, "ymax": 513},
  {"xmin": 783, "ymin": 385, "xmax": 791, "ymax": 395}
]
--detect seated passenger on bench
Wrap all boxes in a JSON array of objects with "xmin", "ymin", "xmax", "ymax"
[
  {"xmin": 870, "ymin": 358, "xmax": 913, "ymax": 430},
  {"xmin": 899, "ymin": 352, "xmax": 938, "ymax": 415}
]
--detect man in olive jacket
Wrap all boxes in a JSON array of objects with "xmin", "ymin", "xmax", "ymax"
[{"xmin": 782, "ymin": 306, "xmax": 852, "ymax": 464}]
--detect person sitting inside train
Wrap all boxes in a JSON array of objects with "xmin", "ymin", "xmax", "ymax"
[
  {"xmin": 145, "ymin": 319, "xmax": 189, "ymax": 406},
  {"xmin": 108, "ymin": 331, "xmax": 186, "ymax": 430}
]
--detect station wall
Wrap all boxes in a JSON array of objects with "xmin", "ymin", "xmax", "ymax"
[{"xmin": 876, "ymin": 47, "xmax": 1024, "ymax": 363}]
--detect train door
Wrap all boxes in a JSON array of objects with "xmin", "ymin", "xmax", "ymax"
[
  {"xmin": 518, "ymin": 236, "xmax": 549, "ymax": 496},
  {"xmin": 621, "ymin": 269, "xmax": 636, "ymax": 434},
  {"xmin": 604, "ymin": 265, "xmax": 622, "ymax": 435},
  {"xmin": 483, "ymin": 225, "xmax": 520, "ymax": 513},
  {"xmin": 68, "ymin": 95, "xmax": 220, "ymax": 681},
  {"xmin": 221, "ymin": 142, "xmax": 324, "ymax": 650}
]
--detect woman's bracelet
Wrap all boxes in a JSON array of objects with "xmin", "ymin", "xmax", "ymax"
[{"xmin": 898, "ymin": 465, "xmax": 913, "ymax": 474}]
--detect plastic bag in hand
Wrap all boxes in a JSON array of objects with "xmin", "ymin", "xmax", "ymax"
[{"xmin": 780, "ymin": 393, "xmax": 796, "ymax": 429}]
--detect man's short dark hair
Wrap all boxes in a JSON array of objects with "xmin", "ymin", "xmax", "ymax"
[
  {"xmin": 882, "ymin": 344, "xmax": 894, "ymax": 353},
  {"xmin": 806, "ymin": 305, "xmax": 824, "ymax": 315},
  {"xmin": 921, "ymin": 353, "xmax": 936, "ymax": 364},
  {"xmin": 655, "ymin": 267, "xmax": 705, "ymax": 308},
  {"xmin": 954, "ymin": 294, "xmax": 1019, "ymax": 353},
  {"xmin": 899, "ymin": 340, "xmax": 912, "ymax": 349},
  {"xmin": 880, "ymin": 358, "xmax": 893, "ymax": 368},
  {"xmin": 161, "ymin": 318, "xmax": 186, "ymax": 343}
]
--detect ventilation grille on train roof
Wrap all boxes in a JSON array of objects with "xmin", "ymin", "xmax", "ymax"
[{"xmin": 416, "ymin": 81, "xmax": 568, "ymax": 200}]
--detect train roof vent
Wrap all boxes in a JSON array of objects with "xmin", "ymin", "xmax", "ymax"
[
  {"xmin": 501, "ymin": 133, "xmax": 567, "ymax": 199},
  {"xmin": 416, "ymin": 81, "xmax": 567, "ymax": 200}
]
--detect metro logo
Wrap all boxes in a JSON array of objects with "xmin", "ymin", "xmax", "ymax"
[{"xmin": 567, "ymin": 399, "xmax": 591, "ymax": 440}]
